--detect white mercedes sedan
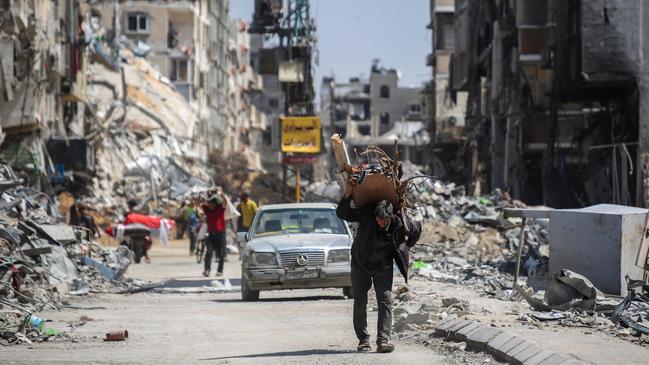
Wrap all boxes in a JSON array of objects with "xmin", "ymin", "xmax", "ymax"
[{"xmin": 238, "ymin": 203, "xmax": 353, "ymax": 301}]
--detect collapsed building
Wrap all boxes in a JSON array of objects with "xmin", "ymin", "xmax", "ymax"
[
  {"xmin": 426, "ymin": 0, "xmax": 649, "ymax": 208},
  {"xmin": 0, "ymin": 0, "xmax": 286, "ymax": 207},
  {"xmin": 92, "ymin": 0, "xmax": 230, "ymax": 157},
  {"xmin": 425, "ymin": 0, "xmax": 470, "ymax": 185},
  {"xmin": 0, "ymin": 1, "xmax": 90, "ymax": 192}
]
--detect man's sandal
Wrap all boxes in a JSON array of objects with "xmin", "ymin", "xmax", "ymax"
[
  {"xmin": 377, "ymin": 340, "xmax": 395, "ymax": 353},
  {"xmin": 357, "ymin": 339, "xmax": 372, "ymax": 352}
]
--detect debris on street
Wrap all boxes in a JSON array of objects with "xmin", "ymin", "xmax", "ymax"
[
  {"xmin": 325, "ymin": 143, "xmax": 649, "ymax": 348},
  {"xmin": 104, "ymin": 329, "xmax": 128, "ymax": 342},
  {"xmin": 0, "ymin": 164, "xmax": 147, "ymax": 345}
]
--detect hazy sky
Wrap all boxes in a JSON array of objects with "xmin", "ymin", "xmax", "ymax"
[{"xmin": 230, "ymin": 0, "xmax": 431, "ymax": 92}]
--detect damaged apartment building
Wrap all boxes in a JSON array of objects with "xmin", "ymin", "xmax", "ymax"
[
  {"xmin": 93, "ymin": 0, "xmax": 230, "ymax": 157},
  {"xmin": 225, "ymin": 19, "xmax": 266, "ymax": 171},
  {"xmin": 0, "ymin": 0, "xmax": 91, "ymax": 191},
  {"xmin": 426, "ymin": 0, "xmax": 469, "ymax": 184},
  {"xmin": 0, "ymin": 0, "xmax": 244, "ymax": 203},
  {"xmin": 320, "ymin": 61, "xmax": 429, "ymax": 166},
  {"xmin": 428, "ymin": 0, "xmax": 649, "ymax": 208}
]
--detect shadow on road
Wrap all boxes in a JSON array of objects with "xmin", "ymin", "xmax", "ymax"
[
  {"xmin": 210, "ymin": 295, "xmax": 348, "ymax": 303},
  {"xmin": 199, "ymin": 348, "xmax": 356, "ymax": 361}
]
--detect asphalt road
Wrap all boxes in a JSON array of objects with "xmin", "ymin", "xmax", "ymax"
[{"xmin": 0, "ymin": 240, "xmax": 453, "ymax": 365}]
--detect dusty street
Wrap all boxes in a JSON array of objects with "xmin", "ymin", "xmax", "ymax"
[{"xmin": 0, "ymin": 241, "xmax": 485, "ymax": 365}]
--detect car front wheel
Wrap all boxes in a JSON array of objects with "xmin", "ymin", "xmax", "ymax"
[{"xmin": 241, "ymin": 273, "xmax": 260, "ymax": 301}]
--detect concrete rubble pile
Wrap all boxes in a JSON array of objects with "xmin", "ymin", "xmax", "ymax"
[
  {"xmin": 398, "ymin": 164, "xmax": 649, "ymax": 340},
  {"xmin": 0, "ymin": 164, "xmax": 139, "ymax": 345},
  {"xmin": 308, "ymin": 154, "xmax": 548, "ymax": 291},
  {"xmin": 84, "ymin": 40, "xmax": 211, "ymax": 210},
  {"xmin": 318, "ymin": 136, "xmax": 550, "ymax": 298},
  {"xmin": 387, "ymin": 162, "xmax": 549, "ymax": 294}
]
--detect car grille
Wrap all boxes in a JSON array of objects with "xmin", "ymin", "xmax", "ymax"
[{"xmin": 278, "ymin": 250, "xmax": 325, "ymax": 269}]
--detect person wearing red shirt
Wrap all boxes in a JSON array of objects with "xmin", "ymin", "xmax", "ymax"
[{"xmin": 201, "ymin": 190, "xmax": 227, "ymax": 277}]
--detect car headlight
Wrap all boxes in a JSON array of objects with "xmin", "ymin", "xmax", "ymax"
[
  {"xmin": 250, "ymin": 252, "xmax": 277, "ymax": 266},
  {"xmin": 327, "ymin": 249, "xmax": 350, "ymax": 263}
]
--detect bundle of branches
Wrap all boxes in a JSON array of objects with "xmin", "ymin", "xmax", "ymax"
[
  {"xmin": 352, "ymin": 142, "xmax": 433, "ymax": 211},
  {"xmin": 330, "ymin": 134, "xmax": 433, "ymax": 212}
]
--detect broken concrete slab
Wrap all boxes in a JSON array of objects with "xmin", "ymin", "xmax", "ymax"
[
  {"xmin": 521, "ymin": 349, "xmax": 555, "ymax": 365},
  {"xmin": 506, "ymin": 341, "xmax": 539, "ymax": 362},
  {"xmin": 511, "ymin": 344, "xmax": 544, "ymax": 365},
  {"xmin": 486, "ymin": 331, "xmax": 516, "ymax": 353},
  {"xmin": 442, "ymin": 297, "xmax": 462, "ymax": 307},
  {"xmin": 433, "ymin": 313, "xmax": 596, "ymax": 365},
  {"xmin": 453, "ymin": 321, "xmax": 484, "ymax": 342},
  {"xmin": 488, "ymin": 335, "xmax": 526, "ymax": 361},
  {"xmin": 403, "ymin": 311, "xmax": 430, "ymax": 325},
  {"xmin": 465, "ymin": 326, "xmax": 503, "ymax": 351},
  {"xmin": 393, "ymin": 304, "xmax": 417, "ymax": 317},
  {"xmin": 433, "ymin": 317, "xmax": 464, "ymax": 336},
  {"xmin": 435, "ymin": 318, "xmax": 473, "ymax": 336},
  {"xmin": 37, "ymin": 224, "xmax": 78, "ymax": 244},
  {"xmin": 447, "ymin": 319, "xmax": 475, "ymax": 333}
]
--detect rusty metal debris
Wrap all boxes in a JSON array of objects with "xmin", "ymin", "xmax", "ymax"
[{"xmin": 104, "ymin": 329, "xmax": 129, "ymax": 342}]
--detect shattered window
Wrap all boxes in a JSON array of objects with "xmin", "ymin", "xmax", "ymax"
[
  {"xmin": 127, "ymin": 15, "xmax": 137, "ymax": 32},
  {"xmin": 139, "ymin": 15, "xmax": 148, "ymax": 32},
  {"xmin": 171, "ymin": 59, "xmax": 189, "ymax": 82},
  {"xmin": 126, "ymin": 13, "xmax": 148, "ymax": 33},
  {"xmin": 410, "ymin": 103, "xmax": 421, "ymax": 113}
]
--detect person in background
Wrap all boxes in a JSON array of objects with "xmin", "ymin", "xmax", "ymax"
[
  {"xmin": 187, "ymin": 198, "xmax": 201, "ymax": 254},
  {"xmin": 69, "ymin": 202, "xmax": 81, "ymax": 226},
  {"xmin": 201, "ymin": 189, "xmax": 227, "ymax": 277},
  {"xmin": 127, "ymin": 199, "xmax": 139, "ymax": 215},
  {"xmin": 79, "ymin": 205, "xmax": 100, "ymax": 238},
  {"xmin": 124, "ymin": 200, "xmax": 152, "ymax": 263},
  {"xmin": 237, "ymin": 192, "xmax": 258, "ymax": 232},
  {"xmin": 175, "ymin": 201, "xmax": 187, "ymax": 240}
]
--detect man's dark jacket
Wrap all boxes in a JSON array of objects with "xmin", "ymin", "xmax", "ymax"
[{"xmin": 336, "ymin": 196, "xmax": 421, "ymax": 282}]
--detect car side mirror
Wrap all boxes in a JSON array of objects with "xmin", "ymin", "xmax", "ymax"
[{"xmin": 236, "ymin": 232, "xmax": 248, "ymax": 243}]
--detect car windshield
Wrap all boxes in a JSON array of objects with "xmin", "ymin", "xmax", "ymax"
[{"xmin": 252, "ymin": 208, "xmax": 347, "ymax": 237}]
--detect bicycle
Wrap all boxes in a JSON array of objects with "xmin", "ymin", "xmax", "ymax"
[
  {"xmin": 194, "ymin": 222, "xmax": 208, "ymax": 264},
  {"xmin": 195, "ymin": 236, "xmax": 206, "ymax": 263}
]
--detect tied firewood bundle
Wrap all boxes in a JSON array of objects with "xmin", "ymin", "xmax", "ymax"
[{"xmin": 330, "ymin": 134, "xmax": 434, "ymax": 212}]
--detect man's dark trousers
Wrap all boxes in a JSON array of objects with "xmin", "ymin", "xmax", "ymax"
[
  {"xmin": 189, "ymin": 230, "xmax": 197, "ymax": 254},
  {"xmin": 204, "ymin": 232, "xmax": 225, "ymax": 273},
  {"xmin": 351, "ymin": 260, "xmax": 393, "ymax": 343}
]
